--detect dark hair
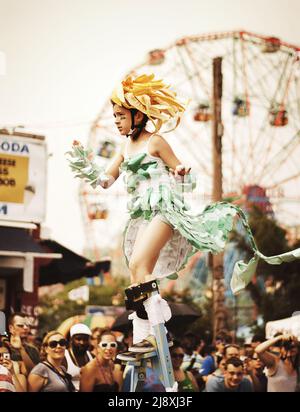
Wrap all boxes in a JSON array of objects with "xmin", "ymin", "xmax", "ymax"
[
  {"xmin": 8, "ymin": 312, "xmax": 26, "ymax": 326},
  {"xmin": 244, "ymin": 346, "xmax": 254, "ymax": 358},
  {"xmin": 201, "ymin": 344, "xmax": 216, "ymax": 357},
  {"xmin": 181, "ymin": 332, "xmax": 198, "ymax": 352},
  {"xmin": 224, "ymin": 335, "xmax": 233, "ymax": 344},
  {"xmin": 0, "ymin": 339, "xmax": 12, "ymax": 354},
  {"xmin": 170, "ymin": 340, "xmax": 183, "ymax": 354},
  {"xmin": 216, "ymin": 355, "xmax": 225, "ymax": 366},
  {"xmin": 225, "ymin": 357, "xmax": 243, "ymax": 369},
  {"xmin": 129, "ymin": 109, "xmax": 148, "ymax": 141},
  {"xmin": 251, "ymin": 333, "xmax": 265, "ymax": 343}
]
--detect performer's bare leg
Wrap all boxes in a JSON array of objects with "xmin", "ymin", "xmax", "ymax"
[
  {"xmin": 129, "ymin": 215, "xmax": 174, "ymax": 285},
  {"xmin": 126, "ymin": 216, "xmax": 174, "ymax": 350}
]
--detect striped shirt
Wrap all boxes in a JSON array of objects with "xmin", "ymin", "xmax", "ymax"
[{"xmin": 0, "ymin": 365, "xmax": 16, "ymax": 392}]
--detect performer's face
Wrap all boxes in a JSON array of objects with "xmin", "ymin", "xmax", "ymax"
[{"xmin": 113, "ymin": 104, "xmax": 132, "ymax": 136}]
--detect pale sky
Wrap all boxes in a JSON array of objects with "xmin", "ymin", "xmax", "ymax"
[{"xmin": 1, "ymin": 0, "xmax": 300, "ymax": 255}]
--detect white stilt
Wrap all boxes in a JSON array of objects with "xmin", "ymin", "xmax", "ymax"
[{"xmin": 118, "ymin": 288, "xmax": 176, "ymax": 392}]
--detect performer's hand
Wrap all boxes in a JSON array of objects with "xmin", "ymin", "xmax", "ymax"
[
  {"xmin": 97, "ymin": 173, "xmax": 112, "ymax": 189},
  {"xmin": 169, "ymin": 164, "xmax": 191, "ymax": 177},
  {"xmin": 72, "ymin": 140, "xmax": 82, "ymax": 147}
]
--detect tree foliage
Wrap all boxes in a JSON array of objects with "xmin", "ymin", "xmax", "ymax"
[{"xmin": 38, "ymin": 276, "xmax": 128, "ymax": 336}]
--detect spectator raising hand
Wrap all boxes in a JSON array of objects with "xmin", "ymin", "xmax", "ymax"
[{"xmin": 255, "ymin": 333, "xmax": 299, "ymax": 392}]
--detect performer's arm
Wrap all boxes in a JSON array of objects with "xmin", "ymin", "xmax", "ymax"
[
  {"xmin": 66, "ymin": 140, "xmax": 125, "ymax": 189},
  {"xmin": 150, "ymin": 135, "xmax": 191, "ymax": 175},
  {"xmin": 97, "ymin": 141, "xmax": 126, "ymax": 189}
]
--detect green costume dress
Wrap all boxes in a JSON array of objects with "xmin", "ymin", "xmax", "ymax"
[{"xmin": 66, "ymin": 141, "xmax": 300, "ymax": 295}]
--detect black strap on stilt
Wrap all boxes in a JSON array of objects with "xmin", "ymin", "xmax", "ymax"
[{"xmin": 125, "ymin": 280, "xmax": 159, "ymax": 309}]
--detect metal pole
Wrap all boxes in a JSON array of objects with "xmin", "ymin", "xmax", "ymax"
[
  {"xmin": 211, "ymin": 57, "xmax": 228, "ymax": 341},
  {"xmin": 212, "ymin": 57, "xmax": 223, "ymax": 203}
]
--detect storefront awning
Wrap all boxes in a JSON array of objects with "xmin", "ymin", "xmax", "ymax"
[
  {"xmin": 0, "ymin": 227, "xmax": 111, "ymax": 287},
  {"xmin": 0, "ymin": 227, "xmax": 61, "ymax": 259},
  {"xmin": 0, "ymin": 226, "xmax": 62, "ymax": 292},
  {"xmin": 39, "ymin": 239, "xmax": 111, "ymax": 286}
]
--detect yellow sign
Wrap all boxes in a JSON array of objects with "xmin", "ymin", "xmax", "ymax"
[{"xmin": 0, "ymin": 154, "xmax": 29, "ymax": 203}]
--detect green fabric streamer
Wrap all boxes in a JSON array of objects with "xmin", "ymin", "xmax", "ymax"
[
  {"xmin": 66, "ymin": 146, "xmax": 300, "ymax": 295},
  {"xmin": 120, "ymin": 152, "xmax": 300, "ymax": 294}
]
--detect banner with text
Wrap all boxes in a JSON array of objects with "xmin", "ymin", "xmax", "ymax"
[{"xmin": 0, "ymin": 134, "xmax": 47, "ymax": 223}]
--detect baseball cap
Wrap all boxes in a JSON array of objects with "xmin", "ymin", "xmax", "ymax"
[{"xmin": 70, "ymin": 323, "xmax": 91, "ymax": 337}]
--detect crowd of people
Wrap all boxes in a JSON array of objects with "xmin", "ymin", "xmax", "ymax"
[{"xmin": 0, "ymin": 312, "xmax": 299, "ymax": 392}]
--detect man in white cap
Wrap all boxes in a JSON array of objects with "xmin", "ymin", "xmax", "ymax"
[{"xmin": 63, "ymin": 323, "xmax": 93, "ymax": 392}]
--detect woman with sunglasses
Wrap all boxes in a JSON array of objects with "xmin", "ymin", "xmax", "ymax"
[
  {"xmin": 80, "ymin": 331, "xmax": 123, "ymax": 392},
  {"xmin": 28, "ymin": 331, "xmax": 75, "ymax": 392},
  {"xmin": 170, "ymin": 342, "xmax": 199, "ymax": 392}
]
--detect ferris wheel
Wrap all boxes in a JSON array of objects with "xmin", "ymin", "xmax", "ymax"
[{"xmin": 82, "ymin": 31, "xmax": 300, "ymax": 258}]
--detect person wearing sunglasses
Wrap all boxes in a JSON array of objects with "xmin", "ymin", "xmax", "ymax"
[
  {"xmin": 28, "ymin": 331, "xmax": 75, "ymax": 392},
  {"xmin": 8, "ymin": 312, "xmax": 40, "ymax": 374},
  {"xmin": 63, "ymin": 323, "xmax": 93, "ymax": 391},
  {"xmin": 80, "ymin": 331, "xmax": 123, "ymax": 392},
  {"xmin": 170, "ymin": 342, "xmax": 199, "ymax": 392}
]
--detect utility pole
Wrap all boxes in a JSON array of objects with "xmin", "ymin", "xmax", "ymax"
[{"xmin": 211, "ymin": 57, "xmax": 228, "ymax": 341}]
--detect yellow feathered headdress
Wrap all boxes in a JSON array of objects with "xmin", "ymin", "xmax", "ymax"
[{"xmin": 111, "ymin": 73, "xmax": 186, "ymax": 132}]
